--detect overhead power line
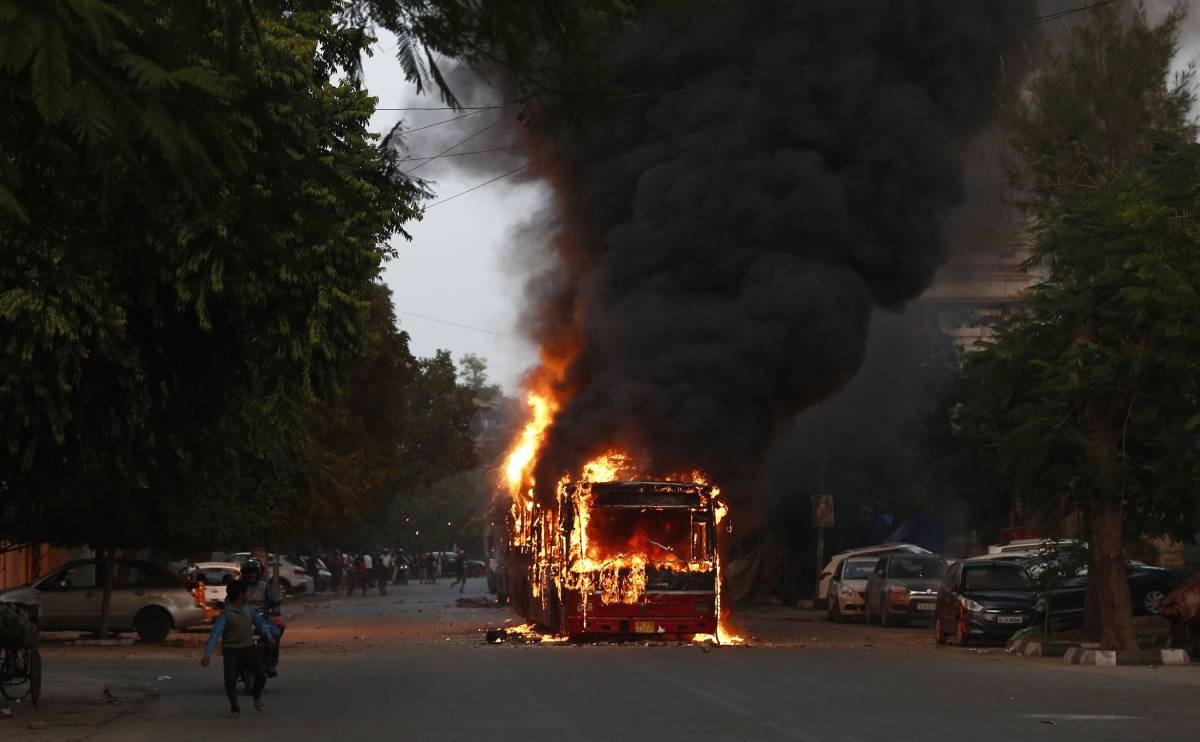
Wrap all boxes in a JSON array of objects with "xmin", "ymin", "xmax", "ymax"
[
  {"xmin": 422, "ymin": 162, "xmax": 532, "ymax": 210},
  {"xmin": 404, "ymin": 112, "xmax": 514, "ymax": 174},
  {"xmin": 392, "ymin": 109, "xmax": 487, "ymax": 134},
  {"xmin": 397, "ymin": 143, "xmax": 530, "ymax": 162},
  {"xmin": 407, "ymin": 0, "xmax": 1121, "ymax": 208},
  {"xmin": 377, "ymin": 0, "xmax": 1121, "ymax": 111},
  {"xmin": 395, "ymin": 309, "xmax": 508, "ymax": 336}
]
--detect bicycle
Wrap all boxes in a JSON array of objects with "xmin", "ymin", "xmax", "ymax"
[
  {"xmin": 0, "ymin": 602, "xmax": 41, "ymax": 706},
  {"xmin": 0, "ymin": 644, "xmax": 41, "ymax": 706}
]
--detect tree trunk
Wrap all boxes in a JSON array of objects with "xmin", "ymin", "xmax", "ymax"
[
  {"xmin": 1088, "ymin": 494, "xmax": 1137, "ymax": 650},
  {"xmin": 96, "ymin": 548, "xmax": 114, "ymax": 640},
  {"xmin": 1081, "ymin": 558, "xmax": 1102, "ymax": 640}
]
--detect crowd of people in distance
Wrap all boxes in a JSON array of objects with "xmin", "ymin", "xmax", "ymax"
[{"xmin": 296, "ymin": 549, "xmax": 472, "ymax": 596}]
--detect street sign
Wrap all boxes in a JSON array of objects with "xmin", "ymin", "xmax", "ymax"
[{"xmin": 811, "ymin": 494, "xmax": 834, "ymax": 528}]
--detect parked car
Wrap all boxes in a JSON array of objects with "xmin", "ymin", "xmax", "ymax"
[
  {"xmin": 231, "ymin": 552, "xmax": 314, "ymax": 595},
  {"xmin": 180, "ymin": 562, "xmax": 241, "ymax": 610},
  {"xmin": 0, "ymin": 558, "xmax": 206, "ymax": 642},
  {"xmin": 865, "ymin": 554, "xmax": 946, "ymax": 626},
  {"xmin": 466, "ymin": 560, "xmax": 487, "ymax": 578},
  {"xmin": 827, "ymin": 557, "xmax": 875, "ymax": 622},
  {"xmin": 1024, "ymin": 557, "xmax": 1186, "ymax": 626},
  {"xmin": 934, "ymin": 559, "xmax": 1042, "ymax": 646},
  {"xmin": 817, "ymin": 544, "xmax": 932, "ymax": 606}
]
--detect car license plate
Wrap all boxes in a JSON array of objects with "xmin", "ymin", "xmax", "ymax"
[
  {"xmin": 916, "ymin": 602, "xmax": 935, "ymax": 611},
  {"xmin": 997, "ymin": 616, "xmax": 1024, "ymax": 624},
  {"xmin": 634, "ymin": 621, "xmax": 656, "ymax": 633}
]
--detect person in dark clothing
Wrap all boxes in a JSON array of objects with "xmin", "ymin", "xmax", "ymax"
[
  {"xmin": 201, "ymin": 580, "xmax": 277, "ymax": 717},
  {"xmin": 449, "ymin": 550, "xmax": 467, "ymax": 593}
]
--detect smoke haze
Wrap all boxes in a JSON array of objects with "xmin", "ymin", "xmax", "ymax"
[{"xmin": 511, "ymin": 0, "xmax": 1041, "ymax": 503}]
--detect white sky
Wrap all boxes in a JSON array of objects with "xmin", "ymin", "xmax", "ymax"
[{"xmin": 363, "ymin": 40, "xmax": 541, "ymax": 393}]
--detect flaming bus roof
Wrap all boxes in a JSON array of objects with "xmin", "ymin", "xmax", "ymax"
[{"xmin": 563, "ymin": 480, "xmax": 716, "ymax": 509}]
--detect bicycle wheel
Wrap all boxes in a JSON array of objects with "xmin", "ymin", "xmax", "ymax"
[{"xmin": 0, "ymin": 647, "xmax": 31, "ymax": 701}]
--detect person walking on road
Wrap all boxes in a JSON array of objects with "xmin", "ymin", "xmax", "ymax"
[
  {"xmin": 375, "ymin": 551, "xmax": 388, "ymax": 595},
  {"xmin": 449, "ymin": 550, "xmax": 467, "ymax": 593},
  {"xmin": 359, "ymin": 552, "xmax": 372, "ymax": 595},
  {"xmin": 201, "ymin": 580, "xmax": 277, "ymax": 718}
]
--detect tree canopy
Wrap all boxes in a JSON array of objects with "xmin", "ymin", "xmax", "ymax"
[
  {"xmin": 930, "ymin": 3, "xmax": 1199, "ymax": 650},
  {"xmin": 0, "ymin": 2, "xmax": 420, "ymax": 549}
]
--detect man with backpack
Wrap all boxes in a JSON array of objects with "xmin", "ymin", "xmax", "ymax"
[{"xmin": 201, "ymin": 580, "xmax": 277, "ymax": 717}]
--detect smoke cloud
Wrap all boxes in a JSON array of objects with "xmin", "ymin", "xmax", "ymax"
[{"xmin": 521, "ymin": 0, "xmax": 1040, "ymax": 503}]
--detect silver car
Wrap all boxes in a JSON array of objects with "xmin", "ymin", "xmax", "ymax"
[
  {"xmin": 865, "ymin": 554, "xmax": 947, "ymax": 627},
  {"xmin": 0, "ymin": 558, "xmax": 206, "ymax": 642}
]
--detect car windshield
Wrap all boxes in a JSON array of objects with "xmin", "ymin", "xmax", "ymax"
[
  {"xmin": 962, "ymin": 565, "xmax": 1032, "ymax": 591},
  {"xmin": 843, "ymin": 561, "xmax": 874, "ymax": 579},
  {"xmin": 887, "ymin": 557, "xmax": 943, "ymax": 579}
]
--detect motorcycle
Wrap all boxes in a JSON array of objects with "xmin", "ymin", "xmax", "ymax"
[{"xmin": 238, "ymin": 604, "xmax": 282, "ymax": 695}]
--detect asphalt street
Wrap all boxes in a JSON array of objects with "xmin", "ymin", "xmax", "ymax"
[{"xmin": 10, "ymin": 580, "xmax": 1200, "ymax": 741}]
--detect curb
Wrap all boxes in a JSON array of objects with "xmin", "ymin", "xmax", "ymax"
[
  {"xmin": 1006, "ymin": 639, "xmax": 1042, "ymax": 657},
  {"xmin": 1063, "ymin": 647, "xmax": 1190, "ymax": 665},
  {"xmin": 1005, "ymin": 639, "xmax": 1076, "ymax": 658}
]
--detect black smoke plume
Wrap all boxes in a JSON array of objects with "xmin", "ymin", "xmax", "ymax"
[{"xmin": 524, "ymin": 0, "xmax": 1039, "ymax": 503}]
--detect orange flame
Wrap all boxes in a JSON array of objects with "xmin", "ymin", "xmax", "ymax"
[{"xmin": 498, "ymin": 390, "xmax": 743, "ymax": 644}]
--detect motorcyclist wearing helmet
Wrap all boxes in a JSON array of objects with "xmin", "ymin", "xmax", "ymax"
[{"xmin": 241, "ymin": 558, "xmax": 284, "ymax": 677}]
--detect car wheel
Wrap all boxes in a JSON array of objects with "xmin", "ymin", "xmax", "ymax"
[
  {"xmin": 934, "ymin": 616, "xmax": 947, "ymax": 645},
  {"xmin": 1139, "ymin": 589, "xmax": 1167, "ymax": 615},
  {"xmin": 134, "ymin": 608, "xmax": 172, "ymax": 643}
]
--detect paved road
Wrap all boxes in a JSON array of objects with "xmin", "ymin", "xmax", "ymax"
[{"xmin": 11, "ymin": 580, "xmax": 1200, "ymax": 741}]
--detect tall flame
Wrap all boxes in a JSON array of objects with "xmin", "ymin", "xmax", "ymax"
[{"xmin": 504, "ymin": 391, "xmax": 557, "ymax": 496}]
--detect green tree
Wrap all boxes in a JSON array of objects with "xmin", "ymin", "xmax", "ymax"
[
  {"xmin": 289, "ymin": 283, "xmax": 417, "ymax": 541},
  {"xmin": 943, "ymin": 4, "xmax": 1199, "ymax": 651},
  {"xmin": 397, "ymin": 350, "xmax": 479, "ymax": 490},
  {"xmin": 0, "ymin": 2, "xmax": 419, "ymax": 633}
]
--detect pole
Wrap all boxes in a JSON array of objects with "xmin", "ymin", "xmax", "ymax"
[{"xmin": 814, "ymin": 527, "xmax": 825, "ymax": 604}]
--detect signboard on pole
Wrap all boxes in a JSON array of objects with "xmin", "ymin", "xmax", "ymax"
[{"xmin": 811, "ymin": 494, "xmax": 835, "ymax": 528}]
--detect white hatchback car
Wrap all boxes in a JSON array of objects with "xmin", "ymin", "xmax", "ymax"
[
  {"xmin": 230, "ymin": 553, "xmax": 314, "ymax": 595},
  {"xmin": 180, "ymin": 562, "xmax": 241, "ymax": 608},
  {"xmin": 827, "ymin": 557, "xmax": 876, "ymax": 621}
]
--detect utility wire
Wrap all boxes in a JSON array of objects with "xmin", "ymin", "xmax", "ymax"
[
  {"xmin": 377, "ymin": 0, "xmax": 1121, "ymax": 111},
  {"xmin": 395, "ymin": 309, "xmax": 508, "ymax": 336},
  {"xmin": 398, "ymin": 143, "xmax": 530, "ymax": 162},
  {"xmin": 422, "ymin": 162, "xmax": 532, "ymax": 209},
  {"xmin": 407, "ymin": 0, "xmax": 1122, "ymax": 208},
  {"xmin": 393, "ymin": 108, "xmax": 487, "ymax": 134},
  {"xmin": 404, "ymin": 113, "xmax": 514, "ymax": 174}
]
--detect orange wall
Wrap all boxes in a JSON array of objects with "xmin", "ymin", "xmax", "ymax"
[{"xmin": 0, "ymin": 544, "xmax": 71, "ymax": 590}]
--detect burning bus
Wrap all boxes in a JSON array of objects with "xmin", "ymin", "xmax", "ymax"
[
  {"xmin": 503, "ymin": 452, "xmax": 732, "ymax": 641},
  {"xmin": 498, "ymin": 390, "xmax": 740, "ymax": 643}
]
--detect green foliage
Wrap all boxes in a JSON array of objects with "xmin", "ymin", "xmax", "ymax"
[
  {"xmin": 0, "ymin": 2, "xmax": 421, "ymax": 550},
  {"xmin": 924, "ymin": 4, "xmax": 1200, "ymax": 541},
  {"xmin": 349, "ymin": 0, "xmax": 670, "ymax": 127},
  {"xmin": 397, "ymin": 349, "xmax": 479, "ymax": 490},
  {"xmin": 948, "ymin": 140, "xmax": 1200, "ymax": 541},
  {"xmin": 1003, "ymin": 1, "xmax": 1196, "ymax": 209}
]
